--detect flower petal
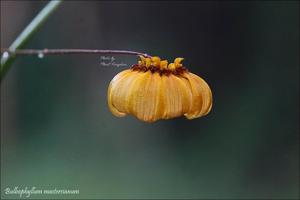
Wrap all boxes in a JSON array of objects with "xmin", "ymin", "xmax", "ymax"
[
  {"xmin": 160, "ymin": 75, "xmax": 183, "ymax": 119},
  {"xmin": 111, "ymin": 70, "xmax": 140, "ymax": 114},
  {"xmin": 127, "ymin": 71, "xmax": 152, "ymax": 121},
  {"xmin": 183, "ymin": 72, "xmax": 212, "ymax": 119},
  {"xmin": 107, "ymin": 70, "xmax": 132, "ymax": 117}
]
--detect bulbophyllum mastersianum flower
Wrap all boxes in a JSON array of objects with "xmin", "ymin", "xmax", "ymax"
[{"xmin": 107, "ymin": 56, "xmax": 212, "ymax": 122}]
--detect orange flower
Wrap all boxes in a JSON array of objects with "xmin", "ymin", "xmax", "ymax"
[{"xmin": 107, "ymin": 56, "xmax": 212, "ymax": 122}]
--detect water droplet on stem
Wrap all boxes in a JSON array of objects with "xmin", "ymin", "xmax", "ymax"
[
  {"xmin": 2, "ymin": 52, "xmax": 9, "ymax": 59},
  {"xmin": 38, "ymin": 52, "xmax": 44, "ymax": 59}
]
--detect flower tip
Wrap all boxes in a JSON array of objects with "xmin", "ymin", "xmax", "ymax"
[
  {"xmin": 168, "ymin": 63, "xmax": 176, "ymax": 71},
  {"xmin": 174, "ymin": 57, "xmax": 184, "ymax": 67},
  {"xmin": 151, "ymin": 56, "xmax": 161, "ymax": 66},
  {"xmin": 138, "ymin": 55, "xmax": 146, "ymax": 65},
  {"xmin": 145, "ymin": 58, "xmax": 151, "ymax": 67},
  {"xmin": 151, "ymin": 56, "xmax": 161, "ymax": 61},
  {"xmin": 160, "ymin": 60, "xmax": 168, "ymax": 69},
  {"xmin": 139, "ymin": 55, "xmax": 145, "ymax": 60},
  {"xmin": 174, "ymin": 57, "xmax": 184, "ymax": 63}
]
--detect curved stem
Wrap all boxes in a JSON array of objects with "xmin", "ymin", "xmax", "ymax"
[
  {"xmin": 0, "ymin": 49, "xmax": 151, "ymax": 58},
  {"xmin": 1, "ymin": 0, "xmax": 63, "ymax": 82}
]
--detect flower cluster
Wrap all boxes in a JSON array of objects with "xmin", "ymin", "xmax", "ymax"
[{"xmin": 107, "ymin": 56, "xmax": 212, "ymax": 122}]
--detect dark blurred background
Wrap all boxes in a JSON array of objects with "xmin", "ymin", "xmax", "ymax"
[{"xmin": 1, "ymin": 1, "xmax": 299, "ymax": 199}]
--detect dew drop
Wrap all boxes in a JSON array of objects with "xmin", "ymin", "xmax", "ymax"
[
  {"xmin": 2, "ymin": 51, "xmax": 9, "ymax": 59},
  {"xmin": 38, "ymin": 52, "xmax": 44, "ymax": 59}
]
